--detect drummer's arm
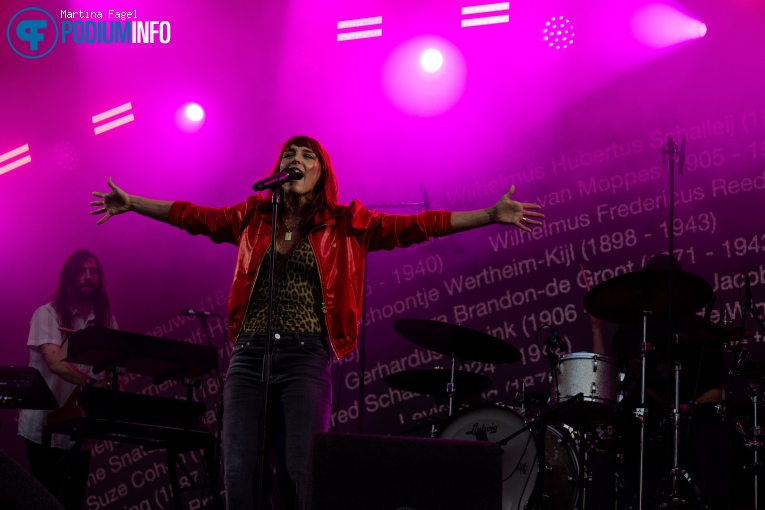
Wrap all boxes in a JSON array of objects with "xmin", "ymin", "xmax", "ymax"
[
  {"xmin": 693, "ymin": 386, "xmax": 724, "ymax": 405},
  {"xmin": 590, "ymin": 315, "xmax": 606, "ymax": 355}
]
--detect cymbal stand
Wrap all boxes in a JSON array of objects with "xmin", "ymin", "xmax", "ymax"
[
  {"xmin": 447, "ymin": 354, "xmax": 457, "ymax": 417},
  {"xmin": 636, "ymin": 310, "xmax": 652, "ymax": 510},
  {"xmin": 669, "ymin": 360, "xmax": 684, "ymax": 505},
  {"xmin": 746, "ymin": 383, "xmax": 764, "ymax": 509}
]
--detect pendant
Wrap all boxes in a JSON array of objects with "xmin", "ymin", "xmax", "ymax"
[{"xmin": 285, "ymin": 231, "xmax": 292, "ymax": 241}]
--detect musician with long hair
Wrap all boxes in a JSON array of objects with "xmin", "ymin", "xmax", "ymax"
[
  {"xmin": 90, "ymin": 135, "xmax": 544, "ymax": 509},
  {"xmin": 17, "ymin": 249, "xmax": 117, "ymax": 510}
]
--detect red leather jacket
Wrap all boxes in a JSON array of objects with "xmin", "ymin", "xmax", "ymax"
[{"xmin": 167, "ymin": 197, "xmax": 452, "ymax": 358}]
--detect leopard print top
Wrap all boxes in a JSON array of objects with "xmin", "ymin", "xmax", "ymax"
[{"xmin": 241, "ymin": 238, "xmax": 325, "ymax": 334}]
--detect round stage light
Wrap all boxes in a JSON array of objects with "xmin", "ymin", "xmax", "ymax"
[
  {"xmin": 185, "ymin": 103, "xmax": 204, "ymax": 122},
  {"xmin": 543, "ymin": 16, "xmax": 575, "ymax": 50},
  {"xmin": 420, "ymin": 49, "xmax": 444, "ymax": 73}
]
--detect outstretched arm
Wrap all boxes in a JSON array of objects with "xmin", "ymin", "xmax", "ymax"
[
  {"xmin": 450, "ymin": 185, "xmax": 544, "ymax": 234},
  {"xmin": 91, "ymin": 177, "xmax": 173, "ymax": 225}
]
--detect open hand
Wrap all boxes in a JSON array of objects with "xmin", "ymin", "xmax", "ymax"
[
  {"xmin": 493, "ymin": 185, "xmax": 544, "ymax": 232},
  {"xmin": 91, "ymin": 177, "xmax": 131, "ymax": 225}
]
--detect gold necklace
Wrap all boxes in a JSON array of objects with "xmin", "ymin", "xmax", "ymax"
[{"xmin": 284, "ymin": 219, "xmax": 298, "ymax": 241}]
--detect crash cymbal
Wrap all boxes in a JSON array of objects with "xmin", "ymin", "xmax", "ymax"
[
  {"xmin": 711, "ymin": 324, "xmax": 755, "ymax": 344},
  {"xmin": 384, "ymin": 369, "xmax": 492, "ymax": 396},
  {"xmin": 735, "ymin": 361, "xmax": 765, "ymax": 379},
  {"xmin": 392, "ymin": 318, "xmax": 521, "ymax": 363},
  {"xmin": 583, "ymin": 269, "xmax": 712, "ymax": 324}
]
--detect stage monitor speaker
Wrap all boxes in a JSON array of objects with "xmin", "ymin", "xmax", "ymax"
[
  {"xmin": 0, "ymin": 451, "xmax": 64, "ymax": 510},
  {"xmin": 307, "ymin": 433, "xmax": 502, "ymax": 510}
]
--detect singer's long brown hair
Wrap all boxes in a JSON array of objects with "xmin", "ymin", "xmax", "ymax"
[
  {"xmin": 259, "ymin": 135, "xmax": 340, "ymax": 235},
  {"xmin": 51, "ymin": 249, "xmax": 113, "ymax": 329}
]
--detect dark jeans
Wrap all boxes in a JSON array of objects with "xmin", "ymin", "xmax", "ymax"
[
  {"xmin": 24, "ymin": 438, "xmax": 91, "ymax": 510},
  {"xmin": 223, "ymin": 331, "xmax": 332, "ymax": 510}
]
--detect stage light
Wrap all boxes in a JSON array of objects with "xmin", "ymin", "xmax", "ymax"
[
  {"xmin": 0, "ymin": 144, "xmax": 31, "ymax": 177},
  {"xmin": 185, "ymin": 103, "xmax": 204, "ymax": 122},
  {"xmin": 631, "ymin": 4, "xmax": 707, "ymax": 48},
  {"xmin": 543, "ymin": 16, "xmax": 574, "ymax": 50},
  {"xmin": 420, "ymin": 49, "xmax": 443, "ymax": 73},
  {"xmin": 92, "ymin": 102, "xmax": 135, "ymax": 135},
  {"xmin": 461, "ymin": 2, "xmax": 509, "ymax": 28},
  {"xmin": 53, "ymin": 141, "xmax": 78, "ymax": 171},
  {"xmin": 175, "ymin": 102, "xmax": 205, "ymax": 133},
  {"xmin": 337, "ymin": 16, "xmax": 382, "ymax": 41}
]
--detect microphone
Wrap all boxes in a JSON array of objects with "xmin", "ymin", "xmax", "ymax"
[
  {"xmin": 181, "ymin": 309, "xmax": 223, "ymax": 318},
  {"xmin": 421, "ymin": 185, "xmax": 430, "ymax": 211},
  {"xmin": 252, "ymin": 168, "xmax": 304, "ymax": 192},
  {"xmin": 546, "ymin": 326, "xmax": 568, "ymax": 354}
]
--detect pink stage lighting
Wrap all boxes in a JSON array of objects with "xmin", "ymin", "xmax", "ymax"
[
  {"xmin": 92, "ymin": 102, "xmax": 135, "ymax": 135},
  {"xmin": 543, "ymin": 16, "xmax": 574, "ymax": 50},
  {"xmin": 175, "ymin": 102, "xmax": 205, "ymax": 133},
  {"xmin": 185, "ymin": 103, "xmax": 205, "ymax": 121},
  {"xmin": 420, "ymin": 49, "xmax": 444, "ymax": 73},
  {"xmin": 631, "ymin": 4, "xmax": 707, "ymax": 48},
  {"xmin": 0, "ymin": 144, "xmax": 31, "ymax": 177}
]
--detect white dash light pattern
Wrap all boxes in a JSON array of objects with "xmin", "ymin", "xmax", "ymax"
[
  {"xmin": 92, "ymin": 102, "xmax": 135, "ymax": 135},
  {"xmin": 0, "ymin": 144, "xmax": 32, "ymax": 177},
  {"xmin": 461, "ymin": 2, "xmax": 509, "ymax": 28},
  {"xmin": 337, "ymin": 16, "xmax": 382, "ymax": 41}
]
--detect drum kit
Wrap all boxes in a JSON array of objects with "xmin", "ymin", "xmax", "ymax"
[{"xmin": 385, "ymin": 266, "xmax": 763, "ymax": 510}]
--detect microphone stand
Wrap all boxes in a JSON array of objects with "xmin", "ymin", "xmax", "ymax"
[
  {"xmin": 660, "ymin": 135, "xmax": 682, "ymax": 509},
  {"xmin": 357, "ymin": 259, "xmax": 369, "ymax": 434},
  {"xmin": 254, "ymin": 188, "xmax": 282, "ymax": 510}
]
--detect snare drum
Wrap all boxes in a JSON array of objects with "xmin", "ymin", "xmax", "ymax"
[
  {"xmin": 436, "ymin": 403, "xmax": 578, "ymax": 510},
  {"xmin": 550, "ymin": 352, "xmax": 623, "ymax": 423}
]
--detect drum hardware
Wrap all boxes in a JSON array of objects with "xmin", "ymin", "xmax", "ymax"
[
  {"xmin": 549, "ymin": 352, "xmax": 624, "ymax": 425},
  {"xmin": 583, "ymin": 257, "xmax": 714, "ymax": 510},
  {"xmin": 392, "ymin": 318, "xmax": 521, "ymax": 418},
  {"xmin": 749, "ymin": 382, "xmax": 764, "ymax": 509},
  {"xmin": 495, "ymin": 393, "xmax": 585, "ymax": 510},
  {"xmin": 383, "ymin": 368, "xmax": 492, "ymax": 399},
  {"xmin": 383, "ymin": 366, "xmax": 492, "ymax": 434},
  {"xmin": 437, "ymin": 400, "xmax": 581, "ymax": 510},
  {"xmin": 666, "ymin": 360, "xmax": 690, "ymax": 508}
]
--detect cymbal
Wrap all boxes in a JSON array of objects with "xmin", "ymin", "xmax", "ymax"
[
  {"xmin": 735, "ymin": 361, "xmax": 765, "ymax": 379},
  {"xmin": 584, "ymin": 269, "xmax": 712, "ymax": 324},
  {"xmin": 384, "ymin": 369, "xmax": 492, "ymax": 396},
  {"xmin": 392, "ymin": 318, "xmax": 521, "ymax": 363},
  {"xmin": 711, "ymin": 324, "xmax": 755, "ymax": 344}
]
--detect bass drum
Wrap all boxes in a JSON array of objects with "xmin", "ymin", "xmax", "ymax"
[{"xmin": 436, "ymin": 403, "xmax": 578, "ymax": 510}]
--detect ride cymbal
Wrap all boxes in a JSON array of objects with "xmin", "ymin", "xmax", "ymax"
[
  {"xmin": 384, "ymin": 369, "xmax": 492, "ymax": 396},
  {"xmin": 583, "ymin": 269, "xmax": 712, "ymax": 324},
  {"xmin": 392, "ymin": 318, "xmax": 521, "ymax": 363}
]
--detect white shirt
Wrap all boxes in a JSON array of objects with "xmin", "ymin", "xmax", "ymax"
[{"xmin": 17, "ymin": 303, "xmax": 116, "ymax": 449}]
